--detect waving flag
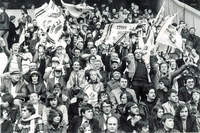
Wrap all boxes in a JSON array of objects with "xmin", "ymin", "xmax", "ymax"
[
  {"xmin": 154, "ymin": 1, "xmax": 166, "ymax": 26},
  {"xmin": 61, "ymin": 0, "xmax": 94, "ymax": 17},
  {"xmin": 156, "ymin": 15, "xmax": 183, "ymax": 52}
]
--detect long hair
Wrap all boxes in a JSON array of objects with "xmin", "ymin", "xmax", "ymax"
[
  {"xmin": 48, "ymin": 108, "xmax": 63, "ymax": 125},
  {"xmin": 151, "ymin": 105, "xmax": 164, "ymax": 120},
  {"xmin": 174, "ymin": 104, "xmax": 191, "ymax": 120}
]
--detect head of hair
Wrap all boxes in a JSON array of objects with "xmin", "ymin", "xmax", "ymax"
[
  {"xmin": 175, "ymin": 104, "xmax": 190, "ymax": 120},
  {"xmin": 21, "ymin": 103, "xmax": 35, "ymax": 115},
  {"xmin": 120, "ymin": 91, "xmax": 134, "ymax": 103},
  {"xmin": 53, "ymin": 83, "xmax": 63, "ymax": 90},
  {"xmin": 46, "ymin": 94, "xmax": 61, "ymax": 107},
  {"xmin": 124, "ymin": 102, "xmax": 138, "ymax": 115},
  {"xmin": 80, "ymin": 104, "xmax": 93, "ymax": 116},
  {"xmin": 48, "ymin": 108, "xmax": 63, "ymax": 124},
  {"xmin": 98, "ymin": 91, "xmax": 110, "ymax": 103},
  {"xmin": 159, "ymin": 77, "xmax": 171, "ymax": 89},
  {"xmin": 135, "ymin": 120, "xmax": 149, "ymax": 132},
  {"xmin": 167, "ymin": 89, "xmax": 178, "ymax": 98},
  {"xmin": 151, "ymin": 105, "xmax": 164, "ymax": 119},
  {"xmin": 161, "ymin": 113, "xmax": 174, "ymax": 123},
  {"xmin": 1, "ymin": 93, "xmax": 14, "ymax": 106},
  {"xmin": 100, "ymin": 99, "xmax": 112, "ymax": 110}
]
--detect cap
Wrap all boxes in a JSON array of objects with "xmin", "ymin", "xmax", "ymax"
[
  {"xmin": 30, "ymin": 71, "xmax": 40, "ymax": 76},
  {"xmin": 111, "ymin": 58, "xmax": 120, "ymax": 64},
  {"xmin": 10, "ymin": 70, "xmax": 21, "ymax": 75},
  {"xmin": 52, "ymin": 57, "xmax": 60, "ymax": 63}
]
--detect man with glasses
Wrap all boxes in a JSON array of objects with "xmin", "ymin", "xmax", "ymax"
[
  {"xmin": 178, "ymin": 76, "xmax": 196, "ymax": 103},
  {"xmin": 96, "ymin": 99, "xmax": 118, "ymax": 132}
]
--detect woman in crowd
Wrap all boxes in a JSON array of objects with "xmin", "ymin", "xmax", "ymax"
[
  {"xmin": 46, "ymin": 108, "xmax": 68, "ymax": 133},
  {"xmin": 42, "ymin": 94, "xmax": 68, "ymax": 127},
  {"xmin": 174, "ymin": 104, "xmax": 198, "ymax": 132},
  {"xmin": 0, "ymin": 105, "xmax": 13, "ymax": 133},
  {"xmin": 116, "ymin": 91, "xmax": 134, "ymax": 116},
  {"xmin": 149, "ymin": 105, "xmax": 164, "ymax": 133}
]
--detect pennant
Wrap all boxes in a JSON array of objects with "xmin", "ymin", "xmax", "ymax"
[
  {"xmin": 156, "ymin": 15, "xmax": 183, "ymax": 52},
  {"xmin": 61, "ymin": 0, "xmax": 94, "ymax": 17}
]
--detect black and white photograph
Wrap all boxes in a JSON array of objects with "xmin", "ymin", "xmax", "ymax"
[{"xmin": 0, "ymin": 0, "xmax": 200, "ymax": 132}]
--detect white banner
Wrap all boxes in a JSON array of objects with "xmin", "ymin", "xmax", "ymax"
[{"xmin": 96, "ymin": 23, "xmax": 138, "ymax": 46}]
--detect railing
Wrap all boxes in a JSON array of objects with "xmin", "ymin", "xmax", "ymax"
[{"xmin": 156, "ymin": 0, "xmax": 200, "ymax": 36}]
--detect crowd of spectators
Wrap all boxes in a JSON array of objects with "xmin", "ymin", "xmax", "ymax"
[{"xmin": 0, "ymin": 0, "xmax": 200, "ymax": 133}]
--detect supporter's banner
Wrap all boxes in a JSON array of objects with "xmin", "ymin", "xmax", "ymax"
[
  {"xmin": 96, "ymin": 23, "xmax": 138, "ymax": 46},
  {"xmin": 156, "ymin": 15, "xmax": 183, "ymax": 52},
  {"xmin": 61, "ymin": 0, "xmax": 94, "ymax": 17},
  {"xmin": 35, "ymin": 0, "xmax": 65, "ymax": 46}
]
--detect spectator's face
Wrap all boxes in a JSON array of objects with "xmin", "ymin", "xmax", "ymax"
[
  {"xmin": 121, "ymin": 93, "xmax": 128, "ymax": 104},
  {"xmin": 31, "ymin": 74, "xmax": 39, "ymax": 82},
  {"xmin": 159, "ymin": 82, "xmax": 166, "ymax": 90},
  {"xmin": 53, "ymin": 87, "xmax": 62, "ymax": 96},
  {"xmin": 38, "ymin": 46, "xmax": 44, "ymax": 53},
  {"xmin": 134, "ymin": 51, "xmax": 142, "ymax": 60},
  {"xmin": 185, "ymin": 79, "xmax": 195, "ymax": 89},
  {"xmin": 111, "ymin": 62, "xmax": 118, "ymax": 70},
  {"xmin": 170, "ymin": 60, "xmax": 176, "ymax": 70},
  {"xmin": 50, "ymin": 98, "xmax": 58, "ymax": 108},
  {"xmin": 164, "ymin": 118, "xmax": 174, "ymax": 129},
  {"xmin": 129, "ymin": 104, "xmax": 139, "ymax": 115},
  {"xmin": 120, "ymin": 78, "xmax": 128, "ymax": 88},
  {"xmin": 180, "ymin": 107, "xmax": 188, "ymax": 120},
  {"xmin": 56, "ymin": 46, "xmax": 63, "ymax": 54},
  {"xmin": 1, "ymin": 101, "xmax": 9, "ymax": 108},
  {"xmin": 111, "ymin": 53, "xmax": 118, "ymax": 60},
  {"xmin": 29, "ymin": 93, "xmax": 39, "ymax": 104},
  {"xmin": 192, "ymin": 92, "xmax": 200, "ymax": 102},
  {"xmin": 157, "ymin": 108, "xmax": 164, "ymax": 119},
  {"xmin": 102, "ymin": 102, "xmax": 112, "ymax": 115},
  {"xmin": 94, "ymin": 61, "xmax": 101, "ymax": 70},
  {"xmin": 147, "ymin": 89, "xmax": 156, "ymax": 101},
  {"xmin": 113, "ymin": 71, "xmax": 121, "ymax": 80},
  {"xmin": 54, "ymin": 70, "xmax": 62, "ymax": 77},
  {"xmin": 90, "ymin": 48, "xmax": 97, "ymax": 55},
  {"xmin": 77, "ymin": 42, "xmax": 84, "ymax": 50},
  {"xmin": 90, "ymin": 71, "xmax": 97, "ymax": 81},
  {"xmin": 53, "ymin": 115, "xmax": 61, "ymax": 124},
  {"xmin": 12, "ymin": 44, "xmax": 19, "ymax": 54},
  {"xmin": 87, "ymin": 42, "xmax": 94, "ymax": 49},
  {"xmin": 73, "ymin": 62, "xmax": 80, "ymax": 71},
  {"xmin": 160, "ymin": 63, "xmax": 168, "ymax": 74},
  {"xmin": 107, "ymin": 117, "xmax": 118, "ymax": 133},
  {"xmin": 11, "ymin": 74, "xmax": 20, "ymax": 82},
  {"xmin": 83, "ymin": 109, "xmax": 93, "ymax": 120},
  {"xmin": 141, "ymin": 125, "xmax": 149, "ymax": 133},
  {"xmin": 169, "ymin": 93, "xmax": 178, "ymax": 103},
  {"xmin": 74, "ymin": 49, "xmax": 81, "ymax": 57},
  {"xmin": 21, "ymin": 107, "xmax": 32, "ymax": 119},
  {"xmin": 189, "ymin": 28, "xmax": 195, "ymax": 35}
]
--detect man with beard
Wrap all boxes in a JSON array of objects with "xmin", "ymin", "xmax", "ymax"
[{"xmin": 68, "ymin": 103, "xmax": 100, "ymax": 133}]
